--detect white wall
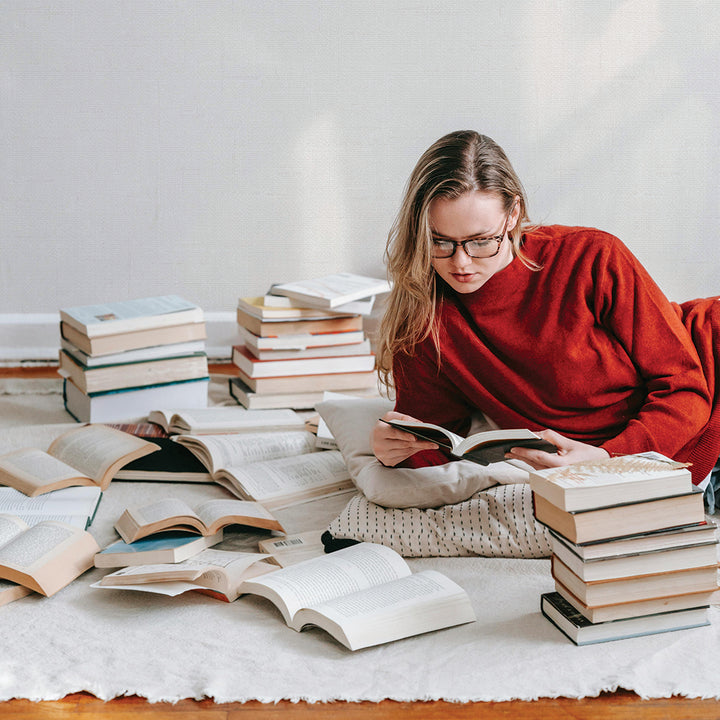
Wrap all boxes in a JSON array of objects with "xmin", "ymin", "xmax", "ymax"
[{"xmin": 1, "ymin": 1, "xmax": 718, "ymax": 359}]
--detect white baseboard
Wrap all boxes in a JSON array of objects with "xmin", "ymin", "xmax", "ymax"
[{"xmin": 0, "ymin": 312, "xmax": 240, "ymax": 363}]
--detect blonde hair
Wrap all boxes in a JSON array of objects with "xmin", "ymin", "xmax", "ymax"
[{"xmin": 377, "ymin": 131, "xmax": 537, "ymax": 392}]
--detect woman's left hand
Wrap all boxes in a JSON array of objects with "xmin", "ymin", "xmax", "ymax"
[{"xmin": 505, "ymin": 428, "xmax": 610, "ymax": 470}]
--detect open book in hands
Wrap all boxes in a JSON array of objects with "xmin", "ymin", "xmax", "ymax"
[
  {"xmin": 0, "ymin": 425, "xmax": 159, "ymax": 497},
  {"xmin": 241, "ymin": 542, "xmax": 476, "ymax": 650},
  {"xmin": 113, "ymin": 497, "xmax": 285, "ymax": 543},
  {"xmin": 95, "ymin": 548, "xmax": 277, "ymax": 602},
  {"xmin": 382, "ymin": 418, "xmax": 557, "ymax": 466}
]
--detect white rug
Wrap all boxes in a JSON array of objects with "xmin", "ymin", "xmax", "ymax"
[{"xmin": 0, "ymin": 378, "xmax": 719, "ymax": 703}]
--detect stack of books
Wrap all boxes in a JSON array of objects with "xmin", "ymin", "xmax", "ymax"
[
  {"xmin": 530, "ymin": 452, "xmax": 719, "ymax": 645},
  {"xmin": 58, "ymin": 295, "xmax": 210, "ymax": 422},
  {"xmin": 229, "ymin": 273, "xmax": 389, "ymax": 409}
]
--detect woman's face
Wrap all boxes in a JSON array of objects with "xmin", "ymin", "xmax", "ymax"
[{"xmin": 428, "ymin": 191, "xmax": 518, "ymax": 294}]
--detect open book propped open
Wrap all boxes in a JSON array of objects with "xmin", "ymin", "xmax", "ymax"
[
  {"xmin": 382, "ymin": 419, "xmax": 557, "ymax": 466},
  {"xmin": 241, "ymin": 542, "xmax": 476, "ymax": 650}
]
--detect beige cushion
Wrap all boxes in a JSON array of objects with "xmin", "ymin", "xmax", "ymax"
[{"xmin": 316, "ymin": 396, "xmax": 530, "ymax": 509}]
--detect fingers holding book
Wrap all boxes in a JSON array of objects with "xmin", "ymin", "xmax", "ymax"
[
  {"xmin": 372, "ymin": 412, "xmax": 439, "ymax": 467},
  {"xmin": 505, "ymin": 429, "xmax": 609, "ymax": 470}
]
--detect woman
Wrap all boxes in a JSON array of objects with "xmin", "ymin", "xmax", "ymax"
[{"xmin": 372, "ymin": 130, "xmax": 719, "ymax": 495}]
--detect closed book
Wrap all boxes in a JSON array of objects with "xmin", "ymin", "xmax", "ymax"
[
  {"xmin": 236, "ymin": 307, "xmax": 363, "ymax": 338},
  {"xmin": 540, "ymin": 591, "xmax": 709, "ymax": 646},
  {"xmin": 59, "ymin": 349, "xmax": 209, "ymax": 393},
  {"xmin": 60, "ymin": 337, "xmax": 206, "ymax": 367},
  {"xmin": 263, "ymin": 291, "xmax": 375, "ymax": 316},
  {"xmin": 234, "ymin": 366, "xmax": 378, "ymax": 395},
  {"xmin": 551, "ymin": 537, "xmax": 719, "ymax": 582},
  {"xmin": 529, "ymin": 453, "xmax": 692, "ymax": 512},
  {"xmin": 532, "ymin": 488, "xmax": 706, "ymax": 544},
  {"xmin": 238, "ymin": 324, "xmax": 366, "ymax": 352},
  {"xmin": 554, "ymin": 577, "xmax": 720, "ymax": 623},
  {"xmin": 60, "ymin": 296, "xmax": 203, "ymax": 337},
  {"xmin": 548, "ymin": 523, "xmax": 718, "ymax": 562},
  {"xmin": 231, "ymin": 344, "xmax": 375, "ymax": 379},
  {"xmin": 94, "ymin": 531, "xmax": 224, "ymax": 568},
  {"xmin": 60, "ymin": 320, "xmax": 207, "ymax": 357},
  {"xmin": 236, "ymin": 297, "xmax": 355, "ymax": 321},
  {"xmin": 63, "ymin": 377, "xmax": 209, "ymax": 424},
  {"xmin": 229, "ymin": 376, "xmax": 327, "ymax": 410},
  {"xmin": 269, "ymin": 273, "xmax": 390, "ymax": 310},
  {"xmin": 243, "ymin": 337, "xmax": 371, "ymax": 361},
  {"xmin": 550, "ymin": 555, "xmax": 719, "ymax": 606}
]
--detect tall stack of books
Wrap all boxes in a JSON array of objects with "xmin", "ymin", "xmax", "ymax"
[
  {"xmin": 530, "ymin": 452, "xmax": 719, "ymax": 645},
  {"xmin": 229, "ymin": 273, "xmax": 389, "ymax": 409},
  {"xmin": 59, "ymin": 295, "xmax": 210, "ymax": 422}
]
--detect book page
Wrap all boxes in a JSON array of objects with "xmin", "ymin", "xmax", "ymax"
[
  {"xmin": 245, "ymin": 543, "xmax": 410, "ymax": 620},
  {"xmin": 169, "ymin": 407, "xmax": 302, "ymax": 433},
  {"xmin": 176, "ymin": 431, "xmax": 317, "ymax": 473},
  {"xmin": 48, "ymin": 425, "xmax": 155, "ymax": 482},
  {"xmin": 0, "ymin": 522, "xmax": 76, "ymax": 570},
  {"xmin": 127, "ymin": 498, "xmax": 200, "ymax": 527},
  {"xmin": 0, "ymin": 486, "xmax": 101, "ymax": 521},
  {"xmin": 193, "ymin": 499, "xmax": 277, "ymax": 528},
  {"xmin": 0, "ymin": 449, "xmax": 88, "ymax": 492},
  {"xmin": 221, "ymin": 451, "xmax": 349, "ymax": 501},
  {"xmin": 0, "ymin": 514, "xmax": 28, "ymax": 548}
]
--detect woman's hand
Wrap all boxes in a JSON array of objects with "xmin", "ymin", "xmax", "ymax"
[
  {"xmin": 505, "ymin": 428, "xmax": 610, "ymax": 470},
  {"xmin": 371, "ymin": 411, "xmax": 439, "ymax": 467}
]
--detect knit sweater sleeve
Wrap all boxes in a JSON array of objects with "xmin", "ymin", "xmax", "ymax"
[
  {"xmin": 391, "ymin": 340, "xmax": 472, "ymax": 468},
  {"xmin": 591, "ymin": 239, "xmax": 711, "ymax": 458}
]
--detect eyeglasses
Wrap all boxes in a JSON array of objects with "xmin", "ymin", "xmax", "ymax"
[{"xmin": 431, "ymin": 207, "xmax": 513, "ymax": 259}]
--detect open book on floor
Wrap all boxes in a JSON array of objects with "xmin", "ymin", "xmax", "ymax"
[
  {"xmin": 113, "ymin": 497, "xmax": 285, "ymax": 543},
  {"xmin": 147, "ymin": 407, "xmax": 305, "ymax": 435},
  {"xmin": 269, "ymin": 273, "xmax": 391, "ymax": 311},
  {"xmin": 0, "ymin": 425, "xmax": 159, "ymax": 497},
  {"xmin": 382, "ymin": 419, "xmax": 557, "ymax": 465},
  {"xmin": 94, "ymin": 549, "xmax": 277, "ymax": 602},
  {"xmin": 0, "ymin": 513, "xmax": 100, "ymax": 596},
  {"xmin": 0, "ymin": 486, "xmax": 103, "ymax": 529},
  {"xmin": 241, "ymin": 542, "xmax": 476, "ymax": 650}
]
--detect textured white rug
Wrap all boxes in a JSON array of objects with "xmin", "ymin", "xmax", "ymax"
[{"xmin": 0, "ymin": 378, "xmax": 719, "ymax": 703}]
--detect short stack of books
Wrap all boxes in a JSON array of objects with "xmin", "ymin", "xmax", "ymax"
[
  {"xmin": 230, "ymin": 273, "xmax": 389, "ymax": 409},
  {"xmin": 530, "ymin": 452, "xmax": 719, "ymax": 645},
  {"xmin": 59, "ymin": 295, "xmax": 210, "ymax": 422}
]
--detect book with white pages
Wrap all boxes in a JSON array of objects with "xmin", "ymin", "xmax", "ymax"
[
  {"xmin": 60, "ymin": 337, "xmax": 206, "ymax": 367},
  {"xmin": 60, "ymin": 295, "xmax": 203, "ymax": 338},
  {"xmin": 264, "ymin": 290, "xmax": 376, "ymax": 316},
  {"xmin": 243, "ymin": 336, "xmax": 372, "ymax": 362},
  {"xmin": 269, "ymin": 273, "xmax": 391, "ymax": 310},
  {"xmin": 0, "ymin": 578, "xmax": 32, "ymax": 607},
  {"xmin": 0, "ymin": 486, "xmax": 103, "ymax": 529},
  {"xmin": 238, "ymin": 325, "xmax": 366, "ymax": 352},
  {"xmin": 147, "ymin": 406, "xmax": 305, "ymax": 435},
  {"xmin": 173, "ymin": 431, "xmax": 318, "ymax": 475},
  {"xmin": 212, "ymin": 450, "xmax": 353, "ymax": 510}
]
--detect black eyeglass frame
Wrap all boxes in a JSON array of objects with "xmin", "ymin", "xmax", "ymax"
[{"xmin": 430, "ymin": 206, "xmax": 514, "ymax": 259}]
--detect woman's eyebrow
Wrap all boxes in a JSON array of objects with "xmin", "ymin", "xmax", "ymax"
[{"xmin": 431, "ymin": 229, "xmax": 495, "ymax": 241}]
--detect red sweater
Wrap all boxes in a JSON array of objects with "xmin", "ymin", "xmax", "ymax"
[{"xmin": 394, "ymin": 226, "xmax": 714, "ymax": 482}]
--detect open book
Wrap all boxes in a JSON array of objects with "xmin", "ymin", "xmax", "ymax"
[
  {"xmin": 0, "ymin": 425, "xmax": 160, "ymax": 497},
  {"xmin": 147, "ymin": 407, "xmax": 305, "ymax": 435},
  {"xmin": 382, "ymin": 419, "xmax": 557, "ymax": 466},
  {"xmin": 241, "ymin": 542, "xmax": 476, "ymax": 650},
  {"xmin": 113, "ymin": 497, "xmax": 285, "ymax": 543},
  {"xmin": 211, "ymin": 450, "xmax": 353, "ymax": 510},
  {"xmin": 95, "ymin": 549, "xmax": 277, "ymax": 602},
  {"xmin": 0, "ymin": 579, "xmax": 32, "ymax": 607},
  {"xmin": 0, "ymin": 513, "xmax": 100, "ymax": 596},
  {"xmin": 0, "ymin": 486, "xmax": 103, "ymax": 529}
]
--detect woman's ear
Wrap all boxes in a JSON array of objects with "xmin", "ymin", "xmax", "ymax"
[{"xmin": 507, "ymin": 195, "xmax": 522, "ymax": 232}]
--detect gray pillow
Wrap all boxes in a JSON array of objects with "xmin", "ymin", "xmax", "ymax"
[{"xmin": 316, "ymin": 396, "xmax": 529, "ymax": 509}]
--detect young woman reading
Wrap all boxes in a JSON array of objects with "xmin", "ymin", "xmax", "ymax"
[{"xmin": 371, "ymin": 130, "xmax": 720, "ymax": 506}]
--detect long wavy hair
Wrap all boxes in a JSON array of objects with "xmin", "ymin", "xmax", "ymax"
[{"xmin": 376, "ymin": 131, "xmax": 537, "ymax": 392}]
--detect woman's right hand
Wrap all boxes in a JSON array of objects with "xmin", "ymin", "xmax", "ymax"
[{"xmin": 371, "ymin": 410, "xmax": 439, "ymax": 467}]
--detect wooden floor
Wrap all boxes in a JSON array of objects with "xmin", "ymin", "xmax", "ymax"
[{"xmin": 2, "ymin": 365, "xmax": 719, "ymax": 719}]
